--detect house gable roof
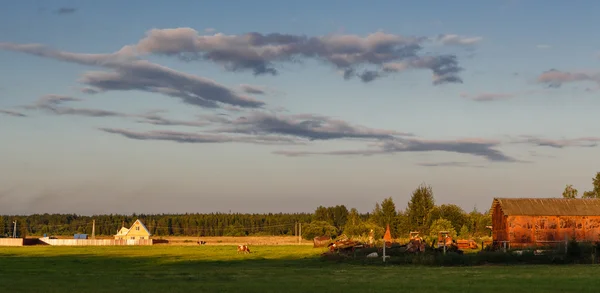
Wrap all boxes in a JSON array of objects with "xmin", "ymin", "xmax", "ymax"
[
  {"xmin": 116, "ymin": 227, "xmax": 129, "ymax": 235},
  {"xmin": 492, "ymin": 198, "xmax": 600, "ymax": 216},
  {"xmin": 130, "ymin": 219, "xmax": 151, "ymax": 236}
]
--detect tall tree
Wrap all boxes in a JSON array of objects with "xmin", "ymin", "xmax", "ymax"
[
  {"xmin": 380, "ymin": 197, "xmax": 398, "ymax": 237},
  {"xmin": 313, "ymin": 206, "xmax": 329, "ymax": 222},
  {"xmin": 369, "ymin": 203, "xmax": 383, "ymax": 226},
  {"xmin": 562, "ymin": 184, "xmax": 578, "ymax": 198},
  {"xmin": 407, "ymin": 183, "xmax": 435, "ymax": 234},
  {"xmin": 380, "ymin": 198, "xmax": 398, "ymax": 225},
  {"xmin": 426, "ymin": 204, "xmax": 467, "ymax": 232},
  {"xmin": 331, "ymin": 205, "xmax": 349, "ymax": 229},
  {"xmin": 582, "ymin": 172, "xmax": 600, "ymax": 198},
  {"xmin": 347, "ymin": 208, "xmax": 361, "ymax": 226},
  {"xmin": 396, "ymin": 211, "xmax": 410, "ymax": 238}
]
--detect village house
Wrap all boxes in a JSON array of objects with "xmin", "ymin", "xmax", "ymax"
[
  {"xmin": 114, "ymin": 219, "xmax": 151, "ymax": 240},
  {"xmin": 491, "ymin": 198, "xmax": 600, "ymax": 248}
]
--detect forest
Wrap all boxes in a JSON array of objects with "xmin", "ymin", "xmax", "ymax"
[
  {"xmin": 0, "ymin": 183, "xmax": 490, "ymax": 241},
  {"xmin": 2, "ymin": 172, "xmax": 598, "ymax": 241}
]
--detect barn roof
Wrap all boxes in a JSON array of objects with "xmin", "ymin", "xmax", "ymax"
[{"xmin": 492, "ymin": 198, "xmax": 600, "ymax": 216}]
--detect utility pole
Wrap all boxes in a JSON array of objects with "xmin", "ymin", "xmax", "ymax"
[
  {"xmin": 12, "ymin": 220, "xmax": 17, "ymax": 238},
  {"xmin": 298, "ymin": 223, "xmax": 302, "ymax": 244},
  {"xmin": 92, "ymin": 220, "xmax": 96, "ymax": 239},
  {"xmin": 295, "ymin": 222, "xmax": 298, "ymax": 238}
]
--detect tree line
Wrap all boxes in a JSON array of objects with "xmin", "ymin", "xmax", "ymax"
[
  {"xmin": 301, "ymin": 183, "xmax": 492, "ymax": 242},
  {"xmin": 562, "ymin": 172, "xmax": 600, "ymax": 199},
  {"xmin": 0, "ymin": 213, "xmax": 313, "ymax": 238},
  {"xmin": 1, "ymin": 183, "xmax": 492, "ymax": 242}
]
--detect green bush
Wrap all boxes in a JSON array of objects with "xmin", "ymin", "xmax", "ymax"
[{"xmin": 302, "ymin": 221, "xmax": 338, "ymax": 240}]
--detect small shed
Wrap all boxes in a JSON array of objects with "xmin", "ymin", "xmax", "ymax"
[
  {"xmin": 313, "ymin": 236, "xmax": 331, "ymax": 248},
  {"xmin": 491, "ymin": 198, "xmax": 600, "ymax": 248}
]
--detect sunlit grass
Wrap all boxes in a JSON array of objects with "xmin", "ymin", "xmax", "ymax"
[{"xmin": 1, "ymin": 245, "xmax": 600, "ymax": 292}]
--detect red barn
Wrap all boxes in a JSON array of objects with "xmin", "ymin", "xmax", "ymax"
[{"xmin": 491, "ymin": 198, "xmax": 600, "ymax": 248}]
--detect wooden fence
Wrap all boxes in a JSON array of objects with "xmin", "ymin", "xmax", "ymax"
[
  {"xmin": 0, "ymin": 238, "xmax": 24, "ymax": 246},
  {"xmin": 39, "ymin": 237, "xmax": 154, "ymax": 246}
]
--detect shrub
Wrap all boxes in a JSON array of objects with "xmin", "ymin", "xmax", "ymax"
[{"xmin": 302, "ymin": 221, "xmax": 338, "ymax": 240}]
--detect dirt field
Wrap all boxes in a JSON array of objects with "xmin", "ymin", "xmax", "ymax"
[{"xmin": 159, "ymin": 236, "xmax": 314, "ymax": 246}]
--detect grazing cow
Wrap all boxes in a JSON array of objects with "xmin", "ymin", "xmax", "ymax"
[
  {"xmin": 237, "ymin": 244, "xmax": 251, "ymax": 254},
  {"xmin": 197, "ymin": 241, "xmax": 206, "ymax": 245}
]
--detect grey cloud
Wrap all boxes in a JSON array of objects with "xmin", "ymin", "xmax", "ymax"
[
  {"xmin": 122, "ymin": 28, "xmax": 465, "ymax": 85},
  {"xmin": 436, "ymin": 34, "xmax": 483, "ymax": 46},
  {"xmin": 210, "ymin": 111, "xmax": 414, "ymax": 141},
  {"xmin": 358, "ymin": 70, "xmax": 381, "ymax": 83},
  {"xmin": 239, "ymin": 84, "xmax": 267, "ymax": 95},
  {"xmin": 0, "ymin": 43, "xmax": 128, "ymax": 66},
  {"xmin": 24, "ymin": 94, "xmax": 129, "ymax": 117},
  {"xmin": 460, "ymin": 92, "xmax": 516, "ymax": 102},
  {"xmin": 274, "ymin": 137, "xmax": 516, "ymax": 162},
  {"xmin": 417, "ymin": 161, "xmax": 485, "ymax": 168},
  {"xmin": 56, "ymin": 7, "xmax": 77, "ymax": 14},
  {"xmin": 100, "ymin": 128, "xmax": 301, "ymax": 145},
  {"xmin": 23, "ymin": 95, "xmax": 212, "ymax": 128},
  {"xmin": 537, "ymin": 69, "xmax": 600, "ymax": 88},
  {"xmin": 513, "ymin": 135, "xmax": 600, "ymax": 148},
  {"xmin": 135, "ymin": 110, "xmax": 209, "ymax": 127},
  {"xmin": 0, "ymin": 43, "xmax": 264, "ymax": 109},
  {"xmin": 0, "ymin": 109, "xmax": 27, "ymax": 117},
  {"xmin": 381, "ymin": 55, "xmax": 463, "ymax": 84},
  {"xmin": 77, "ymin": 62, "xmax": 264, "ymax": 108}
]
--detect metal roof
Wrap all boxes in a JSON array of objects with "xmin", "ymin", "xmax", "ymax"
[{"xmin": 492, "ymin": 198, "xmax": 600, "ymax": 216}]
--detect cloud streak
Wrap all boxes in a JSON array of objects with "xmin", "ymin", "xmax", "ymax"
[
  {"xmin": 273, "ymin": 137, "xmax": 516, "ymax": 162},
  {"xmin": 118, "ymin": 28, "xmax": 470, "ymax": 84},
  {"xmin": 22, "ymin": 95, "xmax": 214, "ymax": 128},
  {"xmin": 435, "ymin": 34, "xmax": 483, "ymax": 46},
  {"xmin": 417, "ymin": 161, "xmax": 485, "ymax": 168},
  {"xmin": 512, "ymin": 135, "xmax": 600, "ymax": 148},
  {"xmin": 460, "ymin": 92, "xmax": 516, "ymax": 102},
  {"xmin": 24, "ymin": 94, "xmax": 129, "ymax": 117},
  {"xmin": 55, "ymin": 8, "xmax": 77, "ymax": 14},
  {"xmin": 0, "ymin": 109, "xmax": 27, "ymax": 117},
  {"xmin": 100, "ymin": 128, "xmax": 301, "ymax": 145},
  {"xmin": 0, "ymin": 43, "xmax": 265, "ymax": 109},
  {"xmin": 209, "ymin": 111, "xmax": 413, "ymax": 141},
  {"xmin": 537, "ymin": 69, "xmax": 600, "ymax": 88}
]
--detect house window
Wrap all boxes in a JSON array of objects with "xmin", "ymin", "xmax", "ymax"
[
  {"xmin": 140, "ymin": 237, "xmax": 144, "ymax": 240},
  {"xmin": 136, "ymin": 227, "xmax": 140, "ymax": 231},
  {"xmin": 131, "ymin": 236, "xmax": 135, "ymax": 240}
]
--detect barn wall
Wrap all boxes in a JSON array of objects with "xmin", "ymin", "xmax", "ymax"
[
  {"xmin": 492, "ymin": 204, "xmax": 508, "ymax": 246},
  {"xmin": 506, "ymin": 215, "xmax": 600, "ymax": 247}
]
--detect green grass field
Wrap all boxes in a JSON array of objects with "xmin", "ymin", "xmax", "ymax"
[{"xmin": 2, "ymin": 245, "xmax": 600, "ymax": 292}]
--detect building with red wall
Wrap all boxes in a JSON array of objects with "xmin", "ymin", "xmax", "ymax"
[{"xmin": 491, "ymin": 198, "xmax": 600, "ymax": 248}]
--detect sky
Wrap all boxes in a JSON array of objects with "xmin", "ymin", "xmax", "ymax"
[{"xmin": 1, "ymin": 0, "xmax": 599, "ymax": 215}]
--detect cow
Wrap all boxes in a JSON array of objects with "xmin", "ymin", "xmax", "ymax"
[
  {"xmin": 237, "ymin": 244, "xmax": 251, "ymax": 254},
  {"xmin": 197, "ymin": 241, "xmax": 207, "ymax": 245}
]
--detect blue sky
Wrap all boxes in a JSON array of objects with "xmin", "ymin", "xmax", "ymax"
[{"xmin": 1, "ymin": 0, "xmax": 599, "ymax": 215}]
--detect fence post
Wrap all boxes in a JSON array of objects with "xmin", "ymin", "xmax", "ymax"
[{"xmin": 382, "ymin": 241, "xmax": 386, "ymax": 263}]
